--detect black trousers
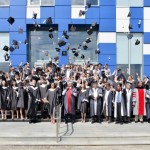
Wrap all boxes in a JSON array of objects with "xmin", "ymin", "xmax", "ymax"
[
  {"xmin": 65, "ymin": 114, "xmax": 75, "ymax": 123},
  {"xmin": 116, "ymin": 103, "xmax": 123, "ymax": 122}
]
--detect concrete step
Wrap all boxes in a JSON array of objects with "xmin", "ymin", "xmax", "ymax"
[{"xmin": 1, "ymin": 136, "xmax": 150, "ymax": 146}]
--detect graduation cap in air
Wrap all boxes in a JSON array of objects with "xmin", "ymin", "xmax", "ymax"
[
  {"xmin": 7, "ymin": 17, "xmax": 15, "ymax": 25},
  {"xmin": 127, "ymin": 12, "xmax": 131, "ymax": 17},
  {"xmin": 3, "ymin": 45, "xmax": 9, "ymax": 52},
  {"xmin": 95, "ymin": 49, "xmax": 100, "ymax": 54},
  {"xmin": 66, "ymin": 45, "xmax": 70, "ymax": 51},
  {"xmin": 49, "ymin": 27, "xmax": 54, "ymax": 32},
  {"xmin": 4, "ymin": 53, "xmax": 10, "ymax": 61},
  {"xmin": 85, "ymin": 38, "xmax": 91, "ymax": 43},
  {"xmin": 135, "ymin": 39, "xmax": 140, "ymax": 45},
  {"xmin": 127, "ymin": 33, "xmax": 133, "ymax": 39},
  {"xmin": 24, "ymin": 39, "xmax": 28, "ymax": 45},
  {"xmin": 54, "ymin": 56, "xmax": 59, "ymax": 61},
  {"xmin": 18, "ymin": 27, "xmax": 23, "ymax": 34},
  {"xmin": 49, "ymin": 33, "xmax": 53, "ymax": 39},
  {"xmin": 9, "ymin": 46, "xmax": 15, "ymax": 52},
  {"xmin": 87, "ymin": 28, "xmax": 93, "ymax": 35},
  {"xmin": 129, "ymin": 24, "xmax": 133, "ymax": 30},
  {"xmin": 55, "ymin": 48, "xmax": 60, "ymax": 52},
  {"xmin": 79, "ymin": 10, "xmax": 86, "ymax": 17},
  {"xmin": 78, "ymin": 44, "xmax": 82, "ymax": 49},
  {"xmin": 12, "ymin": 40, "xmax": 19, "ymax": 49},
  {"xmin": 70, "ymin": 25, "xmax": 76, "ymax": 31},
  {"xmin": 92, "ymin": 22, "xmax": 97, "ymax": 27},
  {"xmin": 32, "ymin": 12, "xmax": 37, "ymax": 19},
  {"xmin": 58, "ymin": 40, "xmax": 66, "ymax": 47},
  {"xmin": 74, "ymin": 52, "xmax": 79, "ymax": 57},
  {"xmin": 63, "ymin": 30, "xmax": 69, "ymax": 39},
  {"xmin": 46, "ymin": 17, "xmax": 52, "ymax": 25},
  {"xmin": 34, "ymin": 22, "xmax": 40, "ymax": 30},
  {"xmin": 81, "ymin": 54, "xmax": 85, "ymax": 59},
  {"xmin": 71, "ymin": 48, "xmax": 76, "ymax": 53},
  {"xmin": 83, "ymin": 42, "xmax": 88, "ymax": 50},
  {"xmin": 62, "ymin": 51, "xmax": 67, "ymax": 56},
  {"xmin": 86, "ymin": 2, "xmax": 91, "ymax": 8},
  {"xmin": 138, "ymin": 20, "xmax": 142, "ymax": 27}
]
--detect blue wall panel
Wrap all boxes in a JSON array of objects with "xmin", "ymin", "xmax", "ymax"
[
  {"xmin": 100, "ymin": 0, "xmax": 116, "ymax": 6},
  {"xmin": 99, "ymin": 19, "xmax": 116, "ymax": 31},
  {"xmin": 130, "ymin": 19, "xmax": 143, "ymax": 32},
  {"xmin": 144, "ymin": 33, "xmax": 150, "ymax": 44},
  {"xmin": 98, "ymin": 43, "xmax": 116, "ymax": 54},
  {"xmin": 144, "ymin": 66, "xmax": 150, "ymax": 76},
  {"xmin": 144, "ymin": 55, "xmax": 150, "ymax": 65},
  {"xmin": 0, "ymin": 7, "xmax": 9, "ymax": 19},
  {"xmin": 0, "ymin": 19, "xmax": 10, "ymax": 31},
  {"xmin": 55, "ymin": 6, "xmax": 71, "ymax": 19},
  {"xmin": 10, "ymin": 0, "xmax": 26, "ymax": 5},
  {"xmin": 100, "ymin": 6, "xmax": 116, "ymax": 19},
  {"xmin": 9, "ymin": 19, "xmax": 26, "ymax": 32},
  {"xmin": 40, "ymin": 7, "xmax": 55, "ymax": 19},
  {"xmin": 130, "ymin": 7, "xmax": 143, "ymax": 19},
  {"xmin": 10, "ymin": 54, "xmax": 27, "ymax": 66},
  {"xmin": 55, "ymin": 19, "xmax": 71, "ymax": 24},
  {"xmin": 71, "ymin": 19, "xmax": 86, "ymax": 24},
  {"xmin": 85, "ymin": 19, "xmax": 99, "ymax": 24},
  {"xmin": 85, "ymin": 8, "xmax": 100, "ymax": 19},
  {"xmin": 10, "ymin": 6, "xmax": 26, "ymax": 18},
  {"xmin": 55, "ymin": 0, "xmax": 71, "ymax": 5},
  {"xmin": 99, "ymin": 54, "xmax": 116, "ymax": 65},
  {"xmin": 59, "ymin": 24, "xmax": 68, "ymax": 32},
  {"xmin": 144, "ymin": 0, "xmax": 150, "ymax": 6}
]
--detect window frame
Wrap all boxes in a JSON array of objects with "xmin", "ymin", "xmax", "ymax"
[
  {"xmin": 116, "ymin": 0, "xmax": 143, "ymax": 7},
  {"xmin": 71, "ymin": 0, "xmax": 99, "ymax": 7},
  {"xmin": 27, "ymin": 0, "xmax": 55, "ymax": 6}
]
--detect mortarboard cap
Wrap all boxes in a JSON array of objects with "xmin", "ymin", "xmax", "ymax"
[
  {"xmin": 83, "ymin": 45, "xmax": 88, "ymax": 50},
  {"xmin": 95, "ymin": 49, "xmax": 100, "ymax": 54},
  {"xmin": 49, "ymin": 27, "xmax": 54, "ymax": 32},
  {"xmin": 55, "ymin": 48, "xmax": 60, "ymax": 52},
  {"xmin": 7, "ymin": 17, "xmax": 15, "ymax": 25},
  {"xmin": 81, "ymin": 54, "xmax": 85, "ymax": 59},
  {"xmin": 74, "ymin": 52, "xmax": 79, "ymax": 57},
  {"xmin": 32, "ymin": 12, "xmax": 37, "ymax": 19},
  {"xmin": 9, "ymin": 46, "xmax": 15, "ymax": 52},
  {"xmin": 85, "ymin": 38, "xmax": 91, "ymax": 43},
  {"xmin": 129, "ymin": 24, "xmax": 133, "ymax": 30},
  {"xmin": 79, "ymin": 10, "xmax": 86, "ymax": 17},
  {"xmin": 86, "ymin": 2, "xmax": 91, "ymax": 8},
  {"xmin": 127, "ymin": 33, "xmax": 133, "ymax": 39},
  {"xmin": 18, "ymin": 27, "xmax": 23, "ymax": 34},
  {"xmin": 49, "ymin": 33, "xmax": 53, "ymax": 39},
  {"xmin": 46, "ymin": 17, "xmax": 52, "ymax": 25},
  {"xmin": 127, "ymin": 12, "xmax": 131, "ymax": 17},
  {"xmin": 71, "ymin": 48, "xmax": 76, "ymax": 53},
  {"xmin": 4, "ymin": 53, "xmax": 10, "ymax": 61},
  {"xmin": 58, "ymin": 40, "xmax": 66, "ymax": 47},
  {"xmin": 135, "ymin": 39, "xmax": 140, "ymax": 45},
  {"xmin": 87, "ymin": 28, "xmax": 93, "ymax": 35},
  {"xmin": 62, "ymin": 51, "xmax": 67, "ymax": 56},
  {"xmin": 3, "ymin": 45, "xmax": 9, "ymax": 52}
]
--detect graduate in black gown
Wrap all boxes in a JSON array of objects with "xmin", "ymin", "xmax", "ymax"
[
  {"xmin": 0, "ymin": 80, "xmax": 9, "ymax": 120},
  {"xmin": 9, "ymin": 79, "xmax": 19, "ymax": 120},
  {"xmin": 27, "ymin": 79, "xmax": 40, "ymax": 123},
  {"xmin": 78, "ymin": 81, "xmax": 89, "ymax": 123},
  {"xmin": 44, "ymin": 82, "xmax": 59, "ymax": 124}
]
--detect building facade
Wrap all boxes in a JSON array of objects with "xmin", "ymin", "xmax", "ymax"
[{"xmin": 0, "ymin": 0, "xmax": 150, "ymax": 77}]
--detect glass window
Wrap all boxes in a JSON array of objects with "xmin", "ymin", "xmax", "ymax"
[
  {"xmin": 72, "ymin": 0, "xmax": 84, "ymax": 5},
  {"xmin": 68, "ymin": 25, "xmax": 98, "ymax": 64},
  {"xmin": 117, "ymin": 0, "xmax": 143, "ymax": 7},
  {"xmin": 27, "ymin": 0, "xmax": 55, "ymax": 6},
  {"xmin": 72, "ymin": 0, "xmax": 99, "ymax": 6},
  {"xmin": 28, "ymin": 26, "xmax": 58, "ymax": 68},
  {"xmin": 0, "ymin": 0, "xmax": 9, "ymax": 6},
  {"xmin": 0, "ymin": 33, "xmax": 9, "ymax": 63},
  {"xmin": 117, "ymin": 33, "xmax": 143, "ymax": 78}
]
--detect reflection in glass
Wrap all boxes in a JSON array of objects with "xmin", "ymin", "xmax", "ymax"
[{"xmin": 0, "ymin": 0, "xmax": 10, "ymax": 5}]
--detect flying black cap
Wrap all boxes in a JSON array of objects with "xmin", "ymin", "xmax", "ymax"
[
  {"xmin": 135, "ymin": 39, "xmax": 140, "ymax": 45},
  {"xmin": 74, "ymin": 52, "xmax": 79, "ymax": 57},
  {"xmin": 49, "ymin": 27, "xmax": 54, "ymax": 32},
  {"xmin": 129, "ymin": 24, "xmax": 133, "ymax": 30},
  {"xmin": 79, "ymin": 10, "xmax": 86, "ymax": 17},
  {"xmin": 127, "ymin": 12, "xmax": 131, "ymax": 17},
  {"xmin": 4, "ymin": 53, "xmax": 10, "ymax": 61},
  {"xmin": 81, "ymin": 54, "xmax": 85, "ymax": 59},
  {"xmin": 83, "ymin": 45, "xmax": 88, "ymax": 50},
  {"xmin": 58, "ymin": 40, "xmax": 66, "ymax": 47},
  {"xmin": 46, "ymin": 17, "xmax": 52, "ymax": 25},
  {"xmin": 85, "ymin": 38, "xmax": 91, "ymax": 43},
  {"xmin": 127, "ymin": 33, "xmax": 133, "ymax": 39},
  {"xmin": 32, "ymin": 12, "xmax": 37, "ymax": 19},
  {"xmin": 95, "ymin": 49, "xmax": 100, "ymax": 54},
  {"xmin": 49, "ymin": 33, "xmax": 53, "ymax": 39},
  {"xmin": 55, "ymin": 48, "xmax": 60, "ymax": 52},
  {"xmin": 87, "ymin": 28, "xmax": 93, "ymax": 35},
  {"xmin": 3, "ymin": 45, "xmax": 9, "ymax": 52},
  {"xmin": 7, "ymin": 17, "xmax": 15, "ymax": 25},
  {"xmin": 9, "ymin": 46, "xmax": 15, "ymax": 52}
]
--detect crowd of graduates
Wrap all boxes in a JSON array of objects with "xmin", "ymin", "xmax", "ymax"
[{"xmin": 0, "ymin": 62, "xmax": 150, "ymax": 124}]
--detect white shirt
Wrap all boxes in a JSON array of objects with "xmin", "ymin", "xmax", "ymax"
[
  {"xmin": 93, "ymin": 88, "xmax": 98, "ymax": 98},
  {"xmin": 66, "ymin": 69, "xmax": 71, "ymax": 79}
]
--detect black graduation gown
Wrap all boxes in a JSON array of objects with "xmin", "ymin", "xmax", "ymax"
[
  {"xmin": 27, "ymin": 86, "xmax": 40, "ymax": 119},
  {"xmin": 0, "ymin": 86, "xmax": 9, "ymax": 110},
  {"xmin": 9, "ymin": 86, "xmax": 18, "ymax": 110},
  {"xmin": 45, "ymin": 89, "xmax": 58, "ymax": 116},
  {"xmin": 78, "ymin": 89, "xmax": 89, "ymax": 113},
  {"xmin": 89, "ymin": 88, "xmax": 103, "ymax": 117}
]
